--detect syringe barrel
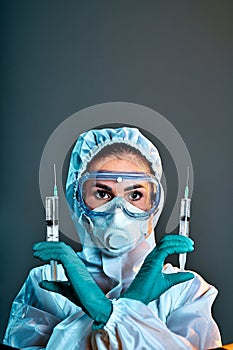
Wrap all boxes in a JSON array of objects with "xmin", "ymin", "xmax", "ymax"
[
  {"xmin": 45, "ymin": 196, "xmax": 59, "ymax": 242},
  {"xmin": 179, "ymin": 198, "xmax": 191, "ymax": 237},
  {"xmin": 46, "ymin": 196, "xmax": 59, "ymax": 223}
]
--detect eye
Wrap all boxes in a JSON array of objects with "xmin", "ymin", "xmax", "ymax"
[
  {"xmin": 95, "ymin": 190, "xmax": 112, "ymax": 200},
  {"xmin": 127, "ymin": 190, "xmax": 143, "ymax": 201}
]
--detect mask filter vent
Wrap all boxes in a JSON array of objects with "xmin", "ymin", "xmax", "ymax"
[{"xmin": 106, "ymin": 232, "xmax": 129, "ymax": 249}]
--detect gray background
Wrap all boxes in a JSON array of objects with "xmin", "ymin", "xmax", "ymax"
[{"xmin": 1, "ymin": 0, "xmax": 233, "ymax": 345}]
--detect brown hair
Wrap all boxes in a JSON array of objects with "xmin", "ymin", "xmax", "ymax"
[{"xmin": 87, "ymin": 143, "xmax": 154, "ymax": 175}]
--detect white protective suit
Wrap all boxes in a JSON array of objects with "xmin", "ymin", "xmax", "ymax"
[{"xmin": 4, "ymin": 127, "xmax": 222, "ymax": 349}]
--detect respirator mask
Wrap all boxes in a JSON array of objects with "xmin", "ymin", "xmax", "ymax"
[{"xmin": 76, "ymin": 171, "xmax": 161, "ymax": 256}]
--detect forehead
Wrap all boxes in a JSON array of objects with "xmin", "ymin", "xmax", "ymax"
[{"xmin": 88, "ymin": 155, "xmax": 151, "ymax": 174}]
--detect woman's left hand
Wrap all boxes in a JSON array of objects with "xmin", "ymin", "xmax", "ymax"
[{"xmin": 121, "ymin": 235, "xmax": 195, "ymax": 304}]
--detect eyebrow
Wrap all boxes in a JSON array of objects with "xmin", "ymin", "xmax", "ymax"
[
  {"xmin": 93, "ymin": 183, "xmax": 112, "ymax": 192},
  {"xmin": 124, "ymin": 184, "xmax": 145, "ymax": 191}
]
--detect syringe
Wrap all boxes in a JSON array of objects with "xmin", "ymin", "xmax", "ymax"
[
  {"xmin": 45, "ymin": 164, "xmax": 59, "ymax": 281},
  {"xmin": 179, "ymin": 166, "xmax": 191, "ymax": 271}
]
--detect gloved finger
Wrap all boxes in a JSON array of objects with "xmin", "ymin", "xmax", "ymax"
[
  {"xmin": 39, "ymin": 280, "xmax": 78, "ymax": 304},
  {"xmin": 165, "ymin": 271, "xmax": 195, "ymax": 289},
  {"xmin": 153, "ymin": 245, "xmax": 194, "ymax": 264},
  {"xmin": 39, "ymin": 280, "xmax": 68, "ymax": 293},
  {"xmin": 155, "ymin": 235, "xmax": 193, "ymax": 253},
  {"xmin": 157, "ymin": 235, "xmax": 194, "ymax": 248},
  {"xmin": 33, "ymin": 242, "xmax": 76, "ymax": 262},
  {"xmin": 140, "ymin": 244, "xmax": 194, "ymax": 274},
  {"xmin": 33, "ymin": 248, "xmax": 62, "ymax": 261},
  {"xmin": 33, "ymin": 241, "xmax": 70, "ymax": 251},
  {"xmin": 147, "ymin": 239, "xmax": 194, "ymax": 262},
  {"xmin": 160, "ymin": 242, "xmax": 194, "ymax": 255},
  {"xmin": 160, "ymin": 234, "xmax": 194, "ymax": 242},
  {"xmin": 156, "ymin": 242, "xmax": 194, "ymax": 256}
]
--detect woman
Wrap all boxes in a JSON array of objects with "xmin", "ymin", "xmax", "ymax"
[{"xmin": 4, "ymin": 127, "xmax": 222, "ymax": 349}]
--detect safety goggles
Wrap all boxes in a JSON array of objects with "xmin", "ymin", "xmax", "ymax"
[{"xmin": 76, "ymin": 171, "xmax": 161, "ymax": 218}]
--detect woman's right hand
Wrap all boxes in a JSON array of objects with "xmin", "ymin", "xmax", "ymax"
[{"xmin": 33, "ymin": 242, "xmax": 113, "ymax": 329}]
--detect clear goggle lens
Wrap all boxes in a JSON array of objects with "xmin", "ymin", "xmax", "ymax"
[{"xmin": 76, "ymin": 171, "xmax": 161, "ymax": 218}]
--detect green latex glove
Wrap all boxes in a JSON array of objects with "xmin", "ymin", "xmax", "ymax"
[
  {"xmin": 33, "ymin": 242, "xmax": 112, "ymax": 329},
  {"xmin": 121, "ymin": 235, "xmax": 195, "ymax": 304}
]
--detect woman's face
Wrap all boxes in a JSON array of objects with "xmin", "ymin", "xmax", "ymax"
[{"xmin": 84, "ymin": 156, "xmax": 156, "ymax": 213}]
